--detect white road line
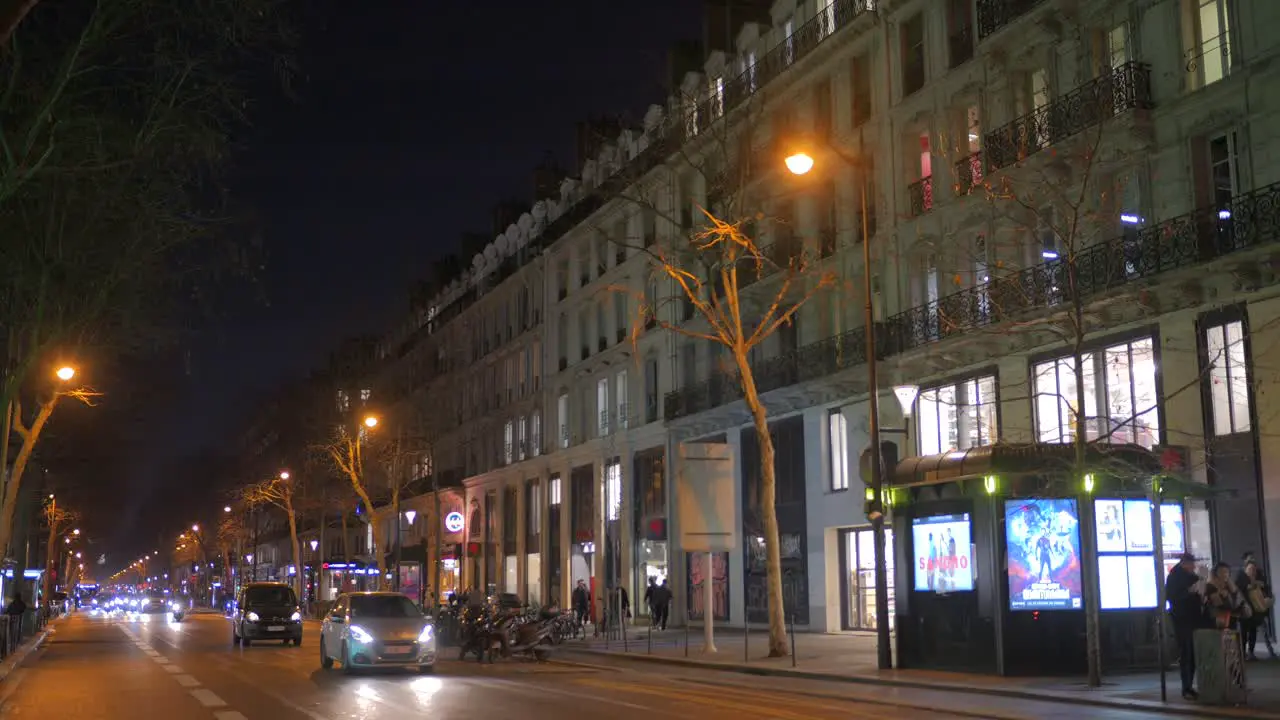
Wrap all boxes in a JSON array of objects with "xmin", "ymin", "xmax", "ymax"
[
  {"xmin": 190, "ymin": 688, "xmax": 227, "ymax": 708},
  {"xmin": 151, "ymin": 656, "xmax": 169, "ymax": 664},
  {"xmin": 162, "ymin": 664, "xmax": 182, "ymax": 674},
  {"xmin": 214, "ymin": 712, "xmax": 248, "ymax": 720},
  {"xmin": 174, "ymin": 674, "xmax": 201, "ymax": 688}
]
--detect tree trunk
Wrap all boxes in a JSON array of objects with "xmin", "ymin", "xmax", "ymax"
[
  {"xmin": 352, "ymin": 487, "xmax": 383, "ymax": 582},
  {"xmin": 43, "ymin": 527, "xmax": 55, "ymax": 600},
  {"xmin": 432, "ymin": 483, "xmax": 442, "ymax": 606},
  {"xmin": 286, "ymin": 501, "xmax": 302, "ymax": 604},
  {"xmin": 1069, "ymin": 257, "xmax": 1102, "ymax": 687},
  {"xmin": 341, "ymin": 511, "xmax": 349, "ymax": 563},
  {"xmin": 0, "ymin": 400, "xmax": 55, "ymax": 565},
  {"xmin": 736, "ymin": 350, "xmax": 789, "ymax": 657}
]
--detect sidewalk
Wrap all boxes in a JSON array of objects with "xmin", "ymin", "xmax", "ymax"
[
  {"xmin": 0, "ymin": 613, "xmax": 61, "ymax": 683},
  {"xmin": 563, "ymin": 626, "xmax": 1280, "ymax": 719}
]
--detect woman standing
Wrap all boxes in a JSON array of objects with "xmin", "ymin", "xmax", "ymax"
[
  {"xmin": 1205, "ymin": 562, "xmax": 1248, "ymax": 631},
  {"xmin": 1241, "ymin": 560, "xmax": 1276, "ymax": 660}
]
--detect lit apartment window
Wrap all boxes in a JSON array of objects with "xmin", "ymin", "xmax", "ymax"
[
  {"xmin": 530, "ymin": 412, "xmax": 541, "ymax": 456},
  {"xmin": 550, "ymin": 475, "xmax": 562, "ymax": 506},
  {"xmin": 1033, "ymin": 337, "xmax": 1160, "ymax": 448},
  {"xmin": 828, "ymin": 409, "xmax": 849, "ymax": 491},
  {"xmin": 710, "ymin": 76, "xmax": 725, "ymax": 118},
  {"xmin": 1186, "ymin": 0, "xmax": 1231, "ymax": 87},
  {"xmin": 820, "ymin": 0, "xmax": 836, "ymax": 35},
  {"xmin": 597, "ymin": 377, "xmax": 610, "ymax": 436},
  {"xmin": 503, "ymin": 421, "xmax": 514, "ymax": 465},
  {"xmin": 336, "ymin": 390, "xmax": 349, "ymax": 412},
  {"xmin": 517, "ymin": 416, "xmax": 527, "ymax": 461},
  {"xmin": 605, "ymin": 461, "xmax": 622, "ymax": 522},
  {"xmin": 616, "ymin": 369, "xmax": 629, "ymax": 430},
  {"xmin": 783, "ymin": 18, "xmax": 795, "ymax": 64},
  {"xmin": 918, "ymin": 375, "xmax": 998, "ymax": 456},
  {"xmin": 557, "ymin": 393, "xmax": 569, "ymax": 449},
  {"xmin": 360, "ymin": 388, "xmax": 371, "ymax": 402},
  {"xmin": 1205, "ymin": 320, "xmax": 1251, "ymax": 435}
]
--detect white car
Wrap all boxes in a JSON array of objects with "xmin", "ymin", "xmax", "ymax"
[{"xmin": 320, "ymin": 592, "xmax": 436, "ymax": 674}]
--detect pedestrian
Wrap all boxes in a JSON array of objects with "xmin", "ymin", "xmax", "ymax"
[
  {"xmin": 1240, "ymin": 559, "xmax": 1276, "ymax": 660},
  {"xmin": 571, "ymin": 580, "xmax": 590, "ymax": 632},
  {"xmin": 1165, "ymin": 552, "xmax": 1206, "ymax": 701},
  {"xmin": 643, "ymin": 576, "xmax": 657, "ymax": 626},
  {"xmin": 651, "ymin": 579, "xmax": 672, "ymax": 631},
  {"xmin": 1205, "ymin": 561, "xmax": 1247, "ymax": 630}
]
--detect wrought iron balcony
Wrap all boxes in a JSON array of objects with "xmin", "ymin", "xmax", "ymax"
[
  {"xmin": 976, "ymin": 0, "xmax": 1048, "ymax": 41},
  {"xmin": 954, "ymin": 152, "xmax": 984, "ymax": 196},
  {"xmin": 908, "ymin": 177, "xmax": 934, "ymax": 217},
  {"xmin": 984, "ymin": 62, "xmax": 1153, "ymax": 172},
  {"xmin": 663, "ymin": 181, "xmax": 1280, "ymax": 421}
]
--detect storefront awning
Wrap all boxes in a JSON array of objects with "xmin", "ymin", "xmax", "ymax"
[{"xmin": 888, "ymin": 443, "xmax": 1175, "ymax": 490}]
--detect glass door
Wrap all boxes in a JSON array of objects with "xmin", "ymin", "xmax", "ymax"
[{"xmin": 845, "ymin": 527, "xmax": 896, "ymax": 631}]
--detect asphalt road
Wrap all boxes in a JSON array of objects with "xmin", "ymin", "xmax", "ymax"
[{"xmin": 0, "ymin": 613, "xmax": 1179, "ymax": 719}]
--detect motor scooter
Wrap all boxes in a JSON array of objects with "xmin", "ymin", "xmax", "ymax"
[{"xmin": 170, "ymin": 601, "xmax": 185, "ymax": 622}]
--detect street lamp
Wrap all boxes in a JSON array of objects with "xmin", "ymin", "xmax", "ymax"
[
  {"xmin": 279, "ymin": 470, "xmax": 290, "ymax": 480},
  {"xmin": 55, "ymin": 366, "xmax": 76, "ymax": 382},
  {"xmin": 224, "ymin": 506, "xmax": 232, "ymax": 513},
  {"xmin": 786, "ymin": 140, "xmax": 892, "ymax": 671},
  {"xmin": 404, "ymin": 510, "xmax": 417, "ymax": 526},
  {"xmin": 309, "ymin": 539, "xmax": 318, "ymax": 552},
  {"xmin": 363, "ymin": 415, "xmax": 378, "ymax": 428}
]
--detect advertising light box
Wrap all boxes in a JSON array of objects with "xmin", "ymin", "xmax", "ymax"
[
  {"xmin": 1094, "ymin": 499, "xmax": 1185, "ymax": 610},
  {"xmin": 1006, "ymin": 499, "xmax": 1083, "ymax": 611},
  {"xmin": 911, "ymin": 513, "xmax": 974, "ymax": 593}
]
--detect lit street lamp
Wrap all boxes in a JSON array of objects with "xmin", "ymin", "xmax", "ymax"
[
  {"xmin": 55, "ymin": 366, "xmax": 76, "ymax": 382},
  {"xmin": 786, "ymin": 141, "xmax": 891, "ymax": 670}
]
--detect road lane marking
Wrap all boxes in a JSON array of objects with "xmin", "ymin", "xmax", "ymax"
[
  {"xmin": 163, "ymin": 664, "xmax": 182, "ymax": 673},
  {"xmin": 174, "ymin": 674, "xmax": 201, "ymax": 688},
  {"xmin": 572, "ymin": 677, "xmax": 881, "ymax": 720},
  {"xmin": 190, "ymin": 688, "xmax": 227, "ymax": 707},
  {"xmin": 151, "ymin": 655, "xmax": 170, "ymax": 664}
]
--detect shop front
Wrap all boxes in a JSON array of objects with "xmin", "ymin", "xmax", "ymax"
[
  {"xmin": 838, "ymin": 526, "xmax": 895, "ymax": 631},
  {"xmin": 889, "ymin": 443, "xmax": 1207, "ymax": 676}
]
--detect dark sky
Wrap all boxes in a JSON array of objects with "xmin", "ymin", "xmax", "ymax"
[{"xmin": 77, "ymin": 0, "xmax": 703, "ymax": 568}]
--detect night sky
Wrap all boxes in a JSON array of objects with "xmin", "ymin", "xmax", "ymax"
[{"xmin": 66, "ymin": 0, "xmax": 703, "ymax": 568}]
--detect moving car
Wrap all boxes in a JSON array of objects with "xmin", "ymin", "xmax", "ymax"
[
  {"xmin": 320, "ymin": 592, "xmax": 436, "ymax": 674},
  {"xmin": 232, "ymin": 582, "xmax": 302, "ymax": 647}
]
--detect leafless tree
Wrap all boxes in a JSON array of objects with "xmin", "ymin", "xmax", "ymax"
[{"xmin": 242, "ymin": 473, "xmax": 303, "ymax": 600}]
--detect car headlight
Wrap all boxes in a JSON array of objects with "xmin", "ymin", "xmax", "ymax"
[
  {"xmin": 246, "ymin": 611, "xmax": 260, "ymax": 623},
  {"xmin": 418, "ymin": 625, "xmax": 434, "ymax": 643},
  {"xmin": 290, "ymin": 611, "xmax": 302, "ymax": 622},
  {"xmin": 349, "ymin": 625, "xmax": 374, "ymax": 644}
]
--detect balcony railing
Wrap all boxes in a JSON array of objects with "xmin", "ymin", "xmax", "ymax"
[
  {"xmin": 976, "ymin": 0, "xmax": 1048, "ymax": 41},
  {"xmin": 908, "ymin": 177, "xmax": 934, "ymax": 217},
  {"xmin": 984, "ymin": 62, "xmax": 1153, "ymax": 172},
  {"xmin": 954, "ymin": 152, "xmax": 984, "ymax": 195},
  {"xmin": 663, "ymin": 181, "xmax": 1280, "ymax": 420}
]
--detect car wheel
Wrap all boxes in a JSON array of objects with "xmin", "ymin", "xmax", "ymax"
[
  {"xmin": 243, "ymin": 638, "xmax": 252, "ymax": 647},
  {"xmin": 341, "ymin": 642, "xmax": 355, "ymax": 675},
  {"xmin": 320, "ymin": 639, "xmax": 333, "ymax": 669},
  {"xmin": 292, "ymin": 636, "xmax": 302, "ymax": 647}
]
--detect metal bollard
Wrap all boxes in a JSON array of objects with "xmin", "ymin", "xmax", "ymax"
[
  {"xmin": 744, "ymin": 617, "xmax": 750, "ymax": 662},
  {"xmin": 789, "ymin": 612, "xmax": 797, "ymax": 668},
  {"xmin": 647, "ymin": 617, "xmax": 652, "ymax": 654},
  {"xmin": 684, "ymin": 618, "xmax": 689, "ymax": 657}
]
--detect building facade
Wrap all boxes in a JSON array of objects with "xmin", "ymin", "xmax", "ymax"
[{"xmin": 374, "ymin": 0, "xmax": 1280, "ymax": 637}]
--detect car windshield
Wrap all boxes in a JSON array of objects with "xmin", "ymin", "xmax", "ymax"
[
  {"xmin": 245, "ymin": 586, "xmax": 295, "ymax": 605},
  {"xmin": 349, "ymin": 595, "xmax": 419, "ymax": 619}
]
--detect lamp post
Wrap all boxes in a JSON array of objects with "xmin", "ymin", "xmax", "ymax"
[{"xmin": 786, "ymin": 143, "xmax": 892, "ymax": 670}]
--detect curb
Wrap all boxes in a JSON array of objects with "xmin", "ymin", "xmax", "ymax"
[
  {"xmin": 0, "ymin": 625, "xmax": 54, "ymax": 684},
  {"xmin": 560, "ymin": 648, "xmax": 1279, "ymax": 720}
]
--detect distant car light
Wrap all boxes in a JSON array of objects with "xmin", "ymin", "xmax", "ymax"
[
  {"xmin": 246, "ymin": 611, "xmax": 260, "ymax": 623},
  {"xmin": 418, "ymin": 625, "xmax": 434, "ymax": 643},
  {"xmin": 290, "ymin": 611, "xmax": 302, "ymax": 622},
  {"xmin": 349, "ymin": 625, "xmax": 374, "ymax": 644}
]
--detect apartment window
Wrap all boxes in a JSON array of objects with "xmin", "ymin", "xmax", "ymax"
[
  {"xmin": 1033, "ymin": 337, "xmax": 1160, "ymax": 449},
  {"xmin": 820, "ymin": 0, "xmax": 836, "ymax": 35},
  {"xmin": 1208, "ymin": 130, "xmax": 1239, "ymax": 207},
  {"xmin": 746, "ymin": 51, "xmax": 758, "ymax": 92},
  {"xmin": 579, "ymin": 310, "xmax": 591, "ymax": 360},
  {"xmin": 1187, "ymin": 0, "xmax": 1231, "ymax": 87},
  {"xmin": 1105, "ymin": 22, "xmax": 1131, "ymax": 71},
  {"xmin": 360, "ymin": 388, "xmax": 371, "ymax": 402},
  {"xmin": 813, "ymin": 78, "xmax": 832, "ymax": 138},
  {"xmin": 597, "ymin": 377, "xmax": 610, "ymax": 436},
  {"xmin": 596, "ymin": 236, "xmax": 609, "ymax": 276},
  {"xmin": 910, "ymin": 132, "xmax": 933, "ymax": 216},
  {"xmin": 828, "ymin": 409, "xmax": 849, "ymax": 491},
  {"xmin": 644, "ymin": 277, "xmax": 659, "ymax": 328},
  {"xmin": 918, "ymin": 375, "xmax": 998, "ymax": 456},
  {"xmin": 557, "ymin": 393, "xmax": 570, "ymax": 449},
  {"xmin": 850, "ymin": 55, "xmax": 871, "ymax": 127},
  {"xmin": 517, "ymin": 416, "xmax": 527, "ymax": 461},
  {"xmin": 783, "ymin": 17, "xmax": 795, "ymax": 65},
  {"xmin": 1205, "ymin": 320, "xmax": 1251, "ymax": 435},
  {"xmin": 902, "ymin": 14, "xmax": 925, "ymax": 95},
  {"xmin": 517, "ymin": 349, "xmax": 527, "ymax": 397},
  {"xmin": 550, "ymin": 475, "xmax": 562, "ymax": 506},
  {"xmin": 557, "ymin": 314, "xmax": 568, "ymax": 368},
  {"xmin": 614, "ymin": 293, "xmax": 628, "ymax": 343},
  {"xmin": 710, "ymin": 76, "xmax": 725, "ymax": 118},
  {"xmin": 558, "ymin": 259, "xmax": 570, "ymax": 299},
  {"xmin": 530, "ymin": 411, "xmax": 541, "ymax": 456},
  {"xmin": 616, "ymin": 369, "xmax": 629, "ymax": 430},
  {"xmin": 503, "ymin": 421, "xmax": 514, "ymax": 465},
  {"xmin": 645, "ymin": 357, "xmax": 659, "ymax": 424},
  {"xmin": 681, "ymin": 344, "xmax": 697, "ymax": 389},
  {"xmin": 948, "ymin": 0, "xmax": 974, "ymax": 68},
  {"xmin": 605, "ymin": 460, "xmax": 622, "ymax": 522},
  {"xmin": 336, "ymin": 389, "xmax": 349, "ymax": 412}
]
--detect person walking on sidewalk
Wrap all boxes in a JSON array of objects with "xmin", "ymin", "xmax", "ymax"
[
  {"xmin": 571, "ymin": 580, "xmax": 590, "ymax": 635},
  {"xmin": 643, "ymin": 577, "xmax": 656, "ymax": 626},
  {"xmin": 1240, "ymin": 559, "xmax": 1276, "ymax": 660},
  {"xmin": 651, "ymin": 579, "xmax": 671, "ymax": 631},
  {"xmin": 1166, "ymin": 552, "xmax": 1207, "ymax": 701}
]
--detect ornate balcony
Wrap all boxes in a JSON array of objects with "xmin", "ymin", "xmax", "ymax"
[
  {"xmin": 984, "ymin": 62, "xmax": 1152, "ymax": 172},
  {"xmin": 908, "ymin": 177, "xmax": 934, "ymax": 217},
  {"xmin": 976, "ymin": 0, "xmax": 1048, "ymax": 41},
  {"xmin": 954, "ymin": 152, "xmax": 984, "ymax": 195},
  {"xmin": 664, "ymin": 181, "xmax": 1280, "ymax": 421}
]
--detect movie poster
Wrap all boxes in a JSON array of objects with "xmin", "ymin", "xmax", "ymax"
[
  {"xmin": 1006, "ymin": 499, "xmax": 1083, "ymax": 610},
  {"xmin": 911, "ymin": 514, "xmax": 974, "ymax": 593}
]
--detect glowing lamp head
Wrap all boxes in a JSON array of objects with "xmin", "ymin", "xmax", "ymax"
[
  {"xmin": 363, "ymin": 415, "xmax": 379, "ymax": 428},
  {"xmin": 784, "ymin": 152, "xmax": 815, "ymax": 176},
  {"xmin": 279, "ymin": 470, "xmax": 290, "ymax": 480},
  {"xmin": 55, "ymin": 366, "xmax": 76, "ymax": 382}
]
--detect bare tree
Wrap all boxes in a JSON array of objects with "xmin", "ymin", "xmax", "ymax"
[
  {"xmin": 216, "ymin": 513, "xmax": 248, "ymax": 595},
  {"xmin": 242, "ymin": 473, "xmax": 304, "ymax": 600},
  {"xmin": 323, "ymin": 421, "xmax": 387, "ymax": 579},
  {"xmin": 41, "ymin": 497, "xmax": 76, "ymax": 600}
]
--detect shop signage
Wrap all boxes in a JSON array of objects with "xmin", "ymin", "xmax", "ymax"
[{"xmin": 444, "ymin": 511, "xmax": 465, "ymax": 533}]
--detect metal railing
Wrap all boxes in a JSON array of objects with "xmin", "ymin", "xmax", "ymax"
[
  {"xmin": 984, "ymin": 62, "xmax": 1153, "ymax": 172},
  {"xmin": 976, "ymin": 0, "xmax": 1048, "ymax": 41},
  {"xmin": 664, "ymin": 181, "xmax": 1280, "ymax": 420},
  {"xmin": 954, "ymin": 151, "xmax": 984, "ymax": 196},
  {"xmin": 908, "ymin": 177, "xmax": 933, "ymax": 216}
]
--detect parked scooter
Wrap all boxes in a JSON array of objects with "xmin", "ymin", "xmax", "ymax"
[{"xmin": 499, "ymin": 613, "xmax": 555, "ymax": 661}]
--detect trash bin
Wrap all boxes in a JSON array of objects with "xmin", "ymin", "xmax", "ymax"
[{"xmin": 1194, "ymin": 628, "xmax": 1247, "ymax": 705}]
